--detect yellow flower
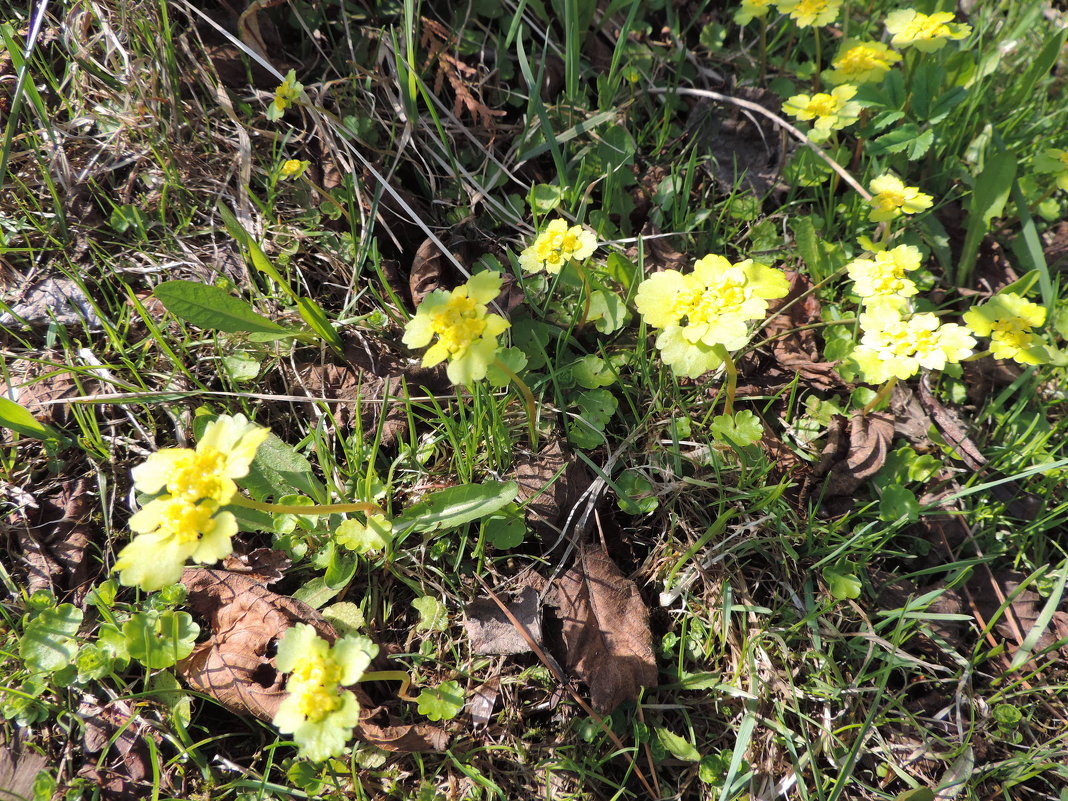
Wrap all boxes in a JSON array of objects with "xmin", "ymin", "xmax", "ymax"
[
  {"xmin": 866, "ymin": 174, "xmax": 933, "ymax": 222},
  {"xmin": 782, "ymin": 84, "xmax": 862, "ymax": 141},
  {"xmin": 852, "ymin": 305, "xmax": 975, "ymax": 384},
  {"xmin": 273, "ymin": 624, "xmax": 378, "ymax": 761},
  {"xmin": 279, "ymin": 159, "xmax": 309, "ymax": 180},
  {"xmin": 963, "ymin": 293, "xmax": 1049, "ymax": 365},
  {"xmin": 402, "ymin": 271, "xmax": 510, "ymax": 385},
  {"xmin": 775, "ymin": 0, "xmax": 841, "ymax": 28},
  {"xmin": 635, "ymin": 255, "xmax": 789, "ymax": 377},
  {"xmin": 1034, "ymin": 148, "xmax": 1068, "ymax": 192},
  {"xmin": 114, "ymin": 496, "xmax": 237, "ymax": 591},
  {"xmin": 884, "ymin": 9, "xmax": 971, "ymax": 52},
  {"xmin": 518, "ymin": 219, "xmax": 597, "ymax": 275},
  {"xmin": 846, "ymin": 244, "xmax": 922, "ymax": 303},
  {"xmin": 734, "ymin": 0, "xmax": 774, "ymax": 25},
  {"xmin": 132, "ymin": 414, "xmax": 270, "ymax": 506},
  {"xmin": 827, "ymin": 41, "xmax": 902, "ymax": 84},
  {"xmin": 267, "ymin": 69, "xmax": 303, "ymax": 121}
]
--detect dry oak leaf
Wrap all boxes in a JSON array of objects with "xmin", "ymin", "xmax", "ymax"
[
  {"xmin": 177, "ymin": 568, "xmax": 449, "ymax": 752},
  {"xmin": 464, "ymin": 586, "xmax": 543, "ymax": 655},
  {"xmin": 15, "ymin": 476, "xmax": 96, "ymax": 602},
  {"xmin": 177, "ymin": 568, "xmax": 338, "ymax": 722},
  {"xmin": 548, "ymin": 545, "xmax": 657, "ymax": 713},
  {"xmin": 78, "ymin": 698, "xmax": 159, "ymax": 801},
  {"xmin": 512, "ymin": 438, "xmax": 588, "ymax": 538},
  {"xmin": 763, "ymin": 271, "xmax": 848, "ymax": 391},
  {"xmin": 818, "ymin": 410, "xmax": 894, "ymax": 497}
]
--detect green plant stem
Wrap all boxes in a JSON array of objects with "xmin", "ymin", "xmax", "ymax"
[
  {"xmin": 574, "ymin": 261, "xmax": 593, "ymax": 328},
  {"xmin": 862, "ymin": 376, "xmax": 898, "ymax": 414},
  {"xmin": 713, "ymin": 345, "xmax": 738, "ymax": 416},
  {"xmin": 228, "ymin": 495, "xmax": 383, "ymax": 516},
  {"xmin": 492, "ymin": 357, "xmax": 539, "ymax": 448},
  {"xmin": 359, "ymin": 670, "xmax": 417, "ymax": 702}
]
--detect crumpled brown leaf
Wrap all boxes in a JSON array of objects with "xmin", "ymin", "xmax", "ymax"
[
  {"xmin": 816, "ymin": 411, "xmax": 894, "ymax": 496},
  {"xmin": 762, "ymin": 271, "xmax": 849, "ymax": 391},
  {"xmin": 15, "ymin": 477, "xmax": 96, "ymax": 602},
  {"xmin": 547, "ymin": 545, "xmax": 657, "ymax": 712},
  {"xmin": 177, "ymin": 568, "xmax": 335, "ymax": 722},
  {"xmin": 0, "ymin": 357, "xmax": 94, "ymax": 430},
  {"xmin": 221, "ymin": 546, "xmax": 291, "ymax": 584},
  {"xmin": 177, "ymin": 568, "xmax": 449, "ymax": 752},
  {"xmin": 625, "ymin": 221, "xmax": 689, "ymax": 273},
  {"xmin": 464, "ymin": 586, "xmax": 543, "ymax": 655},
  {"xmin": 512, "ymin": 438, "xmax": 588, "ymax": 538},
  {"xmin": 78, "ymin": 698, "xmax": 159, "ymax": 801}
]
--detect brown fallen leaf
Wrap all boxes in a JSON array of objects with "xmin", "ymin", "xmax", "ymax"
[
  {"xmin": 0, "ymin": 742, "xmax": 47, "ymax": 801},
  {"xmin": 625, "ymin": 221, "xmax": 689, "ymax": 273},
  {"xmin": 817, "ymin": 411, "xmax": 894, "ymax": 497},
  {"xmin": 762, "ymin": 271, "xmax": 849, "ymax": 391},
  {"xmin": 512, "ymin": 438, "xmax": 588, "ymax": 538},
  {"xmin": 464, "ymin": 586, "xmax": 543, "ymax": 655},
  {"xmin": 0, "ymin": 357, "xmax": 95, "ymax": 430},
  {"xmin": 466, "ymin": 677, "xmax": 500, "ymax": 729},
  {"xmin": 221, "ymin": 546, "xmax": 291, "ymax": 584},
  {"xmin": 177, "ymin": 568, "xmax": 339, "ymax": 722},
  {"xmin": 548, "ymin": 545, "xmax": 657, "ymax": 712},
  {"xmin": 178, "ymin": 568, "xmax": 449, "ymax": 751},
  {"xmin": 78, "ymin": 698, "xmax": 160, "ymax": 801},
  {"xmin": 15, "ymin": 477, "xmax": 96, "ymax": 602}
]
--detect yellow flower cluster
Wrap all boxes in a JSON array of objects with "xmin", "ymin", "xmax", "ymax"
[
  {"xmin": 518, "ymin": 219, "xmax": 597, "ymax": 275},
  {"xmin": 267, "ymin": 69, "xmax": 303, "ymax": 121},
  {"xmin": 776, "ymin": 0, "xmax": 841, "ymax": 28},
  {"xmin": 114, "ymin": 415, "xmax": 269, "ymax": 591},
  {"xmin": 402, "ymin": 271, "xmax": 510, "ymax": 386},
  {"xmin": 885, "ymin": 9, "xmax": 972, "ymax": 52},
  {"xmin": 852, "ymin": 305, "xmax": 975, "ymax": 383},
  {"xmin": 846, "ymin": 245, "xmax": 922, "ymax": 307},
  {"xmin": 635, "ymin": 255, "xmax": 789, "ymax": 377},
  {"xmin": 867, "ymin": 174, "xmax": 933, "ymax": 223},
  {"xmin": 963, "ymin": 293, "xmax": 1049, "ymax": 365},
  {"xmin": 827, "ymin": 41, "xmax": 902, "ymax": 85},
  {"xmin": 783, "ymin": 85, "xmax": 863, "ymax": 141},
  {"xmin": 273, "ymin": 624, "xmax": 378, "ymax": 761},
  {"xmin": 279, "ymin": 159, "xmax": 309, "ymax": 180}
]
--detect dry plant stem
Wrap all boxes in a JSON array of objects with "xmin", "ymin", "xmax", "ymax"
[
  {"xmin": 359, "ymin": 670, "xmax": 418, "ymax": 702},
  {"xmin": 473, "ymin": 574, "xmax": 659, "ymax": 799},
  {"xmin": 491, "ymin": 357, "xmax": 539, "ymax": 449},
  {"xmin": 714, "ymin": 345, "xmax": 737, "ymax": 415},
  {"xmin": 862, "ymin": 377, "xmax": 898, "ymax": 414},
  {"xmin": 229, "ymin": 495, "xmax": 384, "ymax": 516},
  {"xmin": 648, "ymin": 87, "xmax": 872, "ymax": 201}
]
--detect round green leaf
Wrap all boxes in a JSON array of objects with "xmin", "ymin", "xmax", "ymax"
[{"xmin": 21, "ymin": 604, "xmax": 83, "ymax": 673}]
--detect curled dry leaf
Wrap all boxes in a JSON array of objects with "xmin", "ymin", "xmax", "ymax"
[
  {"xmin": 816, "ymin": 411, "xmax": 894, "ymax": 497},
  {"xmin": 14, "ymin": 477, "xmax": 96, "ymax": 602},
  {"xmin": 177, "ymin": 568, "xmax": 449, "ymax": 752},
  {"xmin": 78, "ymin": 698, "xmax": 160, "ymax": 801},
  {"xmin": 547, "ymin": 545, "xmax": 657, "ymax": 713},
  {"xmin": 221, "ymin": 546, "xmax": 291, "ymax": 584},
  {"xmin": 762, "ymin": 271, "xmax": 849, "ymax": 392},
  {"xmin": 177, "ymin": 568, "xmax": 336, "ymax": 722},
  {"xmin": 464, "ymin": 586, "xmax": 543, "ymax": 655}
]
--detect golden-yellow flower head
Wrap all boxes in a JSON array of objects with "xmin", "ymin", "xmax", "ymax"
[
  {"xmin": 279, "ymin": 159, "xmax": 309, "ymax": 180},
  {"xmin": 866, "ymin": 174, "xmax": 933, "ymax": 222},
  {"xmin": 635, "ymin": 255, "xmax": 789, "ymax": 377},
  {"xmin": 267, "ymin": 69, "xmax": 303, "ymax": 121},
  {"xmin": 402, "ymin": 271, "xmax": 510, "ymax": 386},
  {"xmin": 734, "ymin": 0, "xmax": 775, "ymax": 25},
  {"xmin": 852, "ymin": 305, "xmax": 975, "ymax": 384},
  {"xmin": 775, "ymin": 0, "xmax": 842, "ymax": 28},
  {"xmin": 519, "ymin": 219, "xmax": 597, "ymax": 275},
  {"xmin": 884, "ymin": 9, "xmax": 971, "ymax": 52},
  {"xmin": 1034, "ymin": 148, "xmax": 1068, "ymax": 192},
  {"xmin": 827, "ymin": 41, "xmax": 902, "ymax": 85},
  {"xmin": 115, "ymin": 414, "xmax": 269, "ymax": 591},
  {"xmin": 846, "ymin": 244, "xmax": 922, "ymax": 304},
  {"xmin": 963, "ymin": 293, "xmax": 1049, "ymax": 365},
  {"xmin": 273, "ymin": 624, "xmax": 378, "ymax": 761},
  {"xmin": 782, "ymin": 85, "xmax": 863, "ymax": 142}
]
